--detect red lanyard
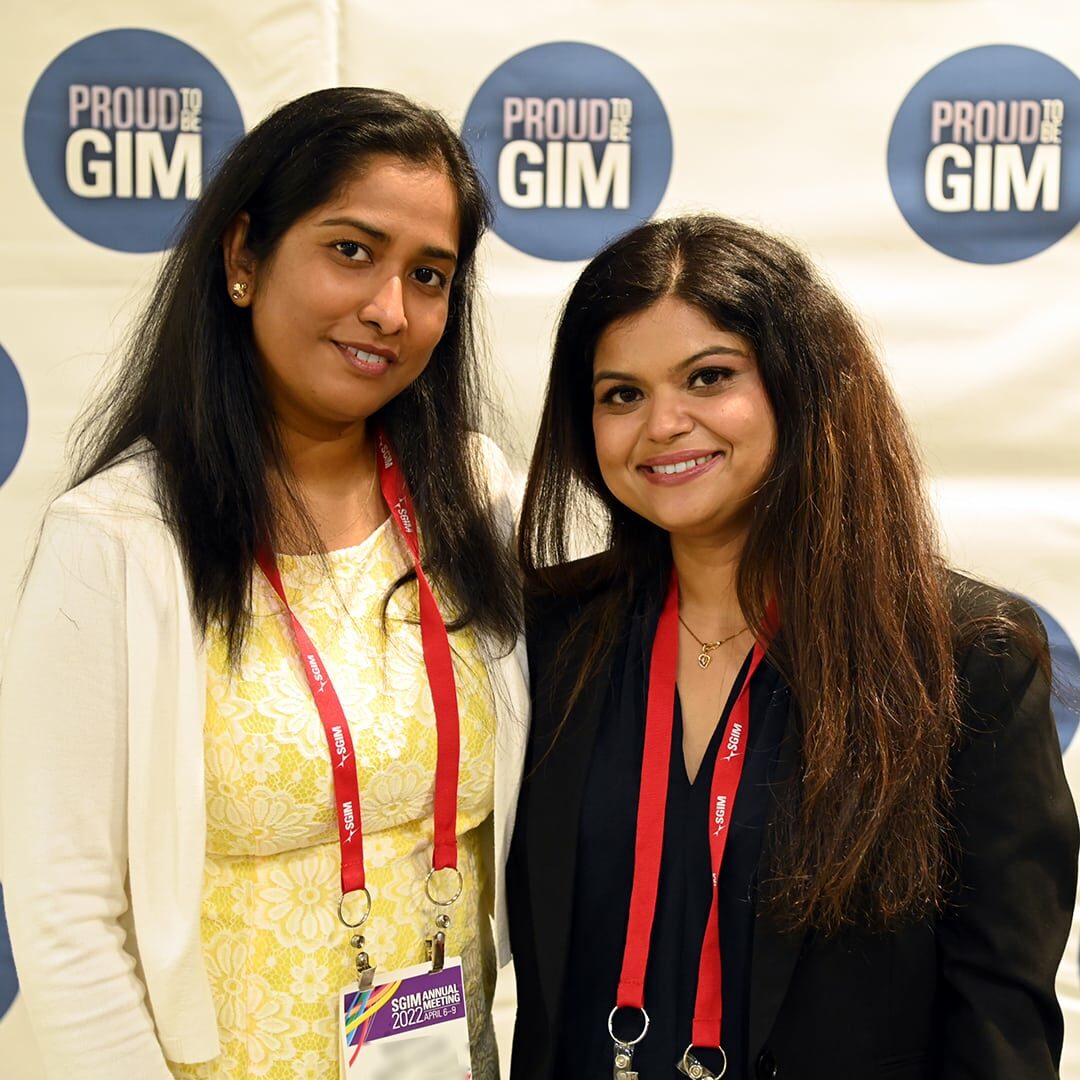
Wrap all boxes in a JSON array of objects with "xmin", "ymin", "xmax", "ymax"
[
  {"xmin": 616, "ymin": 569, "xmax": 769, "ymax": 1054},
  {"xmin": 255, "ymin": 429, "xmax": 461, "ymax": 902}
]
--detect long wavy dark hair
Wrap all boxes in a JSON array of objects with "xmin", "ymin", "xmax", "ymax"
[
  {"xmin": 520, "ymin": 214, "xmax": 1039, "ymax": 932},
  {"xmin": 71, "ymin": 87, "xmax": 518, "ymax": 658}
]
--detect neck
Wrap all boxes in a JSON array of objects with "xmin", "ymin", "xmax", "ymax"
[
  {"xmin": 670, "ymin": 532, "xmax": 746, "ymax": 632},
  {"xmin": 271, "ymin": 416, "xmax": 385, "ymax": 555},
  {"xmin": 276, "ymin": 416, "xmax": 374, "ymax": 498}
]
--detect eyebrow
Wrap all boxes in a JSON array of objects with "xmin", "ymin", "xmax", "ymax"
[
  {"xmin": 591, "ymin": 345, "xmax": 750, "ymax": 389},
  {"xmin": 316, "ymin": 216, "xmax": 458, "ymax": 265}
]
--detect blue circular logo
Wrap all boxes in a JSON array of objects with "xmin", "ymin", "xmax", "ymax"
[
  {"xmin": 0, "ymin": 345, "xmax": 28, "ymax": 487},
  {"xmin": 887, "ymin": 45, "xmax": 1080, "ymax": 264},
  {"xmin": 0, "ymin": 885, "xmax": 17, "ymax": 1020},
  {"xmin": 24, "ymin": 29, "xmax": 245, "ymax": 253},
  {"xmin": 463, "ymin": 42, "xmax": 673, "ymax": 262}
]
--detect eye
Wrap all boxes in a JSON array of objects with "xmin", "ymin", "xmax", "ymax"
[
  {"xmin": 411, "ymin": 265, "xmax": 449, "ymax": 289},
  {"xmin": 333, "ymin": 240, "xmax": 371, "ymax": 262},
  {"xmin": 597, "ymin": 384, "xmax": 642, "ymax": 407},
  {"xmin": 688, "ymin": 366, "xmax": 733, "ymax": 390}
]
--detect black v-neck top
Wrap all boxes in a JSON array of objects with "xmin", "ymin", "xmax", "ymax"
[{"xmin": 554, "ymin": 596, "xmax": 789, "ymax": 1078}]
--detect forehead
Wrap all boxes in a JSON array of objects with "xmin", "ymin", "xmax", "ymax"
[
  {"xmin": 594, "ymin": 297, "xmax": 752, "ymax": 370},
  {"xmin": 308, "ymin": 154, "xmax": 461, "ymax": 251}
]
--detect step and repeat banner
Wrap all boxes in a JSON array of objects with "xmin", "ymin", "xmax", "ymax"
[{"xmin": 0, "ymin": 1, "xmax": 1078, "ymax": 1075}]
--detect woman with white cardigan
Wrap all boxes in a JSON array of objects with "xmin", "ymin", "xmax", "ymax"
[{"xmin": 0, "ymin": 88, "xmax": 527, "ymax": 1080}]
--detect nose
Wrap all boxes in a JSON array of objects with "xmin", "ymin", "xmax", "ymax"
[
  {"xmin": 644, "ymin": 388, "xmax": 694, "ymax": 442},
  {"xmin": 359, "ymin": 273, "xmax": 406, "ymax": 336}
]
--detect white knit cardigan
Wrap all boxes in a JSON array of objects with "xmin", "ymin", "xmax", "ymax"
[{"xmin": 0, "ymin": 442, "xmax": 529, "ymax": 1078}]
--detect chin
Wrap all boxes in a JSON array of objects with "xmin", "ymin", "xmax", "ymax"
[
  {"xmin": 661, "ymin": 520, "xmax": 711, "ymax": 538},
  {"xmin": 656, "ymin": 511, "xmax": 753, "ymax": 546},
  {"xmin": 633, "ymin": 511, "xmax": 701, "ymax": 536}
]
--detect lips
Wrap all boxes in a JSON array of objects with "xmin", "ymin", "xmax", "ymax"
[
  {"xmin": 637, "ymin": 450, "xmax": 723, "ymax": 485},
  {"xmin": 334, "ymin": 341, "xmax": 396, "ymax": 373},
  {"xmin": 642, "ymin": 452, "xmax": 720, "ymax": 475}
]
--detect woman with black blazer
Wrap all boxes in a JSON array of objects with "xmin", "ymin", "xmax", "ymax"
[{"xmin": 508, "ymin": 215, "xmax": 1078, "ymax": 1079}]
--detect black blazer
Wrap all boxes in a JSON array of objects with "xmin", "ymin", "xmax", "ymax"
[{"xmin": 507, "ymin": 569, "xmax": 1079, "ymax": 1079}]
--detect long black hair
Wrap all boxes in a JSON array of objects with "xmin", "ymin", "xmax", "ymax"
[{"xmin": 71, "ymin": 87, "xmax": 518, "ymax": 658}]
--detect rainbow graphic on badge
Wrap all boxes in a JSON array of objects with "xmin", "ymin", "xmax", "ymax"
[{"xmin": 344, "ymin": 978, "xmax": 401, "ymax": 1062}]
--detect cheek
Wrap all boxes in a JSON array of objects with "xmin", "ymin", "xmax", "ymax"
[
  {"xmin": 418, "ymin": 303, "xmax": 450, "ymax": 353},
  {"xmin": 762, "ymin": 423, "xmax": 779, "ymax": 469},
  {"xmin": 753, "ymin": 404, "xmax": 779, "ymax": 466},
  {"xmin": 253, "ymin": 271, "xmax": 327, "ymax": 337},
  {"xmin": 591, "ymin": 413, "xmax": 634, "ymax": 492},
  {"xmin": 248, "ymin": 307, "xmax": 284, "ymax": 376},
  {"xmin": 591, "ymin": 411, "xmax": 614, "ymax": 467},
  {"xmin": 725, "ymin": 390, "xmax": 777, "ymax": 461}
]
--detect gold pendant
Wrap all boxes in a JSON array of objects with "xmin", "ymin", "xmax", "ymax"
[{"xmin": 697, "ymin": 651, "xmax": 711, "ymax": 670}]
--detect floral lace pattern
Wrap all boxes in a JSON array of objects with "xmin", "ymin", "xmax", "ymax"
[{"xmin": 169, "ymin": 523, "xmax": 498, "ymax": 1079}]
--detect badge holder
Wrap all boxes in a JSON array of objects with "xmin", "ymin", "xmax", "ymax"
[
  {"xmin": 677, "ymin": 1044, "xmax": 727, "ymax": 1079},
  {"xmin": 424, "ymin": 866, "xmax": 463, "ymax": 973},
  {"xmin": 338, "ymin": 870, "xmax": 472, "ymax": 1079},
  {"xmin": 339, "ymin": 888, "xmax": 374, "ymax": 990},
  {"xmin": 608, "ymin": 1005, "xmax": 649, "ymax": 1080}
]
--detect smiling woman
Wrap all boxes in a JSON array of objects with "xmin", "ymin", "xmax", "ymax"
[
  {"xmin": 0, "ymin": 88, "xmax": 527, "ymax": 1080},
  {"xmin": 510, "ymin": 214, "xmax": 1078, "ymax": 1080}
]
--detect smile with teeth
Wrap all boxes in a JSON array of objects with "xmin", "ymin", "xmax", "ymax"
[
  {"xmin": 339, "ymin": 343, "xmax": 390, "ymax": 367},
  {"xmin": 645, "ymin": 452, "xmax": 720, "ymax": 475}
]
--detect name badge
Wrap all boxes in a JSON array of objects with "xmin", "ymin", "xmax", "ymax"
[{"xmin": 338, "ymin": 958, "xmax": 472, "ymax": 1079}]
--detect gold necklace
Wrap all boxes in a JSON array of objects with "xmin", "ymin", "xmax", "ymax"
[{"xmin": 677, "ymin": 613, "xmax": 748, "ymax": 670}]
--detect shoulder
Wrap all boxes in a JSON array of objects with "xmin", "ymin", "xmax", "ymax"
[
  {"xmin": 524, "ymin": 553, "xmax": 617, "ymax": 637},
  {"xmin": 522, "ymin": 553, "xmax": 628, "ymax": 697},
  {"xmin": 466, "ymin": 432, "xmax": 519, "ymax": 502},
  {"xmin": 946, "ymin": 568, "xmax": 1045, "ymax": 661},
  {"xmin": 946, "ymin": 570, "xmax": 1048, "ymax": 729},
  {"xmin": 947, "ymin": 568, "xmax": 1035, "ymax": 627},
  {"xmin": 464, "ymin": 432, "xmax": 523, "ymax": 547},
  {"xmin": 48, "ymin": 444, "xmax": 163, "ymax": 527},
  {"xmin": 36, "ymin": 446, "xmax": 176, "ymax": 584},
  {"xmin": 20, "ymin": 448, "xmax": 183, "ymax": 625}
]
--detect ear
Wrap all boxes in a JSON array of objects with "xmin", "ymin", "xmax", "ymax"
[{"xmin": 222, "ymin": 212, "xmax": 255, "ymax": 307}]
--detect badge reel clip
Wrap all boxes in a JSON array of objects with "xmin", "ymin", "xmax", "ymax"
[
  {"xmin": 338, "ymin": 888, "xmax": 374, "ymax": 991},
  {"xmin": 608, "ymin": 1005, "xmax": 649, "ymax": 1080},
  {"xmin": 677, "ymin": 1043, "xmax": 727, "ymax": 1079},
  {"xmin": 425, "ymin": 865, "xmax": 463, "ymax": 973}
]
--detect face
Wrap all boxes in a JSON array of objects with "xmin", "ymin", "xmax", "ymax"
[
  {"xmin": 227, "ymin": 154, "xmax": 460, "ymax": 437},
  {"xmin": 591, "ymin": 296, "xmax": 777, "ymax": 545}
]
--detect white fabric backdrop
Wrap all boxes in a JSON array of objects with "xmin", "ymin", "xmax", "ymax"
[{"xmin": 0, "ymin": 2, "xmax": 1076, "ymax": 1075}]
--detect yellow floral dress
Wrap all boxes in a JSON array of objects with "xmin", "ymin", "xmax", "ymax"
[{"xmin": 169, "ymin": 521, "xmax": 498, "ymax": 1080}]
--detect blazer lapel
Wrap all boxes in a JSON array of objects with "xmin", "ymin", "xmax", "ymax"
[{"xmin": 748, "ymin": 700, "xmax": 808, "ymax": 1059}]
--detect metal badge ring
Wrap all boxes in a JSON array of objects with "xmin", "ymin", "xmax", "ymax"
[
  {"xmin": 681, "ymin": 1044, "xmax": 727, "ymax": 1079},
  {"xmin": 607, "ymin": 1005, "xmax": 650, "ymax": 1047},
  {"xmin": 425, "ymin": 866, "xmax": 464, "ymax": 906},
  {"xmin": 338, "ymin": 887, "xmax": 372, "ymax": 928}
]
